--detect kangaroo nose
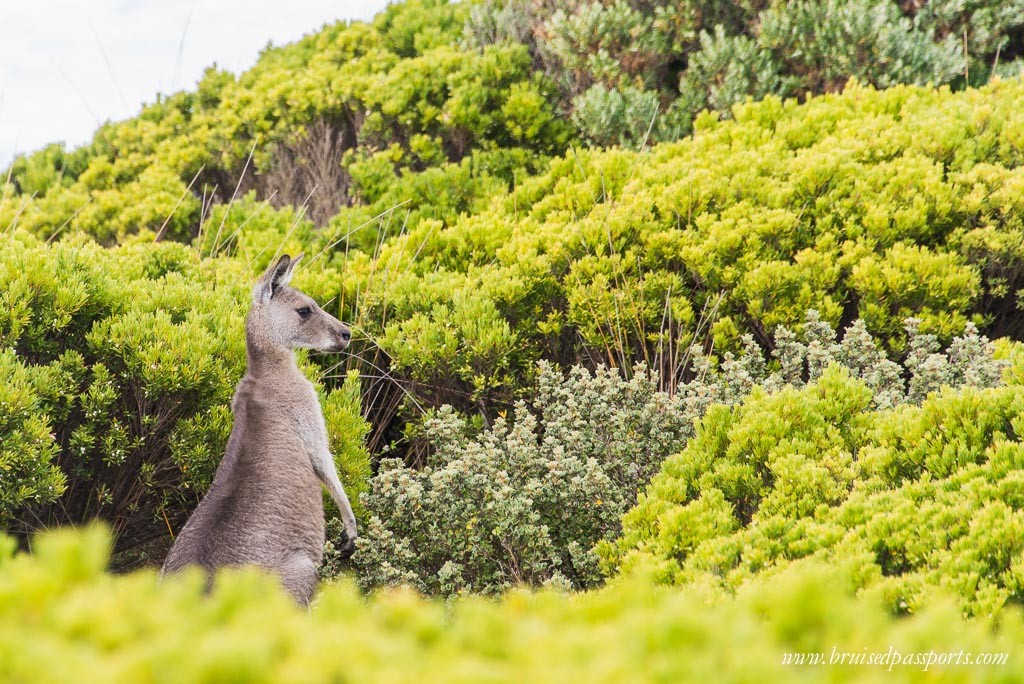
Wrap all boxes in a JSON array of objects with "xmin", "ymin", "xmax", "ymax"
[{"xmin": 340, "ymin": 327, "xmax": 351, "ymax": 343}]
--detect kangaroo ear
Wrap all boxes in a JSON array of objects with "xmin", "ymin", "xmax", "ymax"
[
  {"xmin": 284, "ymin": 252, "xmax": 304, "ymax": 282},
  {"xmin": 255, "ymin": 254, "xmax": 293, "ymax": 302}
]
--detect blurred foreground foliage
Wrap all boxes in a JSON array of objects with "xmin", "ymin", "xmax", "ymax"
[{"xmin": 1, "ymin": 525, "xmax": 1022, "ymax": 683}]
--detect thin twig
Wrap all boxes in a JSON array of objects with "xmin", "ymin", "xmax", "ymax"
[
  {"xmin": 212, "ymin": 140, "xmax": 258, "ymax": 256},
  {"xmin": 46, "ymin": 196, "xmax": 94, "ymax": 243},
  {"xmin": 155, "ymin": 165, "xmax": 205, "ymax": 241}
]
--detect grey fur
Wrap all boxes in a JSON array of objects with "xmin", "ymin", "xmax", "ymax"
[{"xmin": 162, "ymin": 254, "xmax": 358, "ymax": 605}]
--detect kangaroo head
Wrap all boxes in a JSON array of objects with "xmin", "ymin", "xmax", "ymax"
[{"xmin": 249, "ymin": 253, "xmax": 351, "ymax": 353}]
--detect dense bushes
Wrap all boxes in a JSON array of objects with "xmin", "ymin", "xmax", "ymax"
[
  {"xmin": 0, "ymin": 350, "xmax": 65, "ymax": 522},
  {"xmin": 328, "ymin": 78, "xmax": 1024, "ymax": 442},
  {"xmin": 8, "ymin": 78, "xmax": 1024, "ymax": 568},
  {"xmin": 601, "ymin": 366, "xmax": 1024, "ymax": 617},
  {"xmin": 346, "ymin": 315, "xmax": 1008, "ymax": 596},
  {"xmin": 7, "ymin": 0, "xmax": 1023, "ymax": 251},
  {"xmin": 0, "ymin": 234, "xmax": 369, "ymax": 567},
  {"xmin": 348, "ymin": 362, "xmax": 694, "ymax": 594},
  {"xmin": 2, "ymin": 525, "xmax": 1022, "ymax": 683}
]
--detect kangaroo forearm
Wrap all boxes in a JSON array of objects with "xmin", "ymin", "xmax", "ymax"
[
  {"xmin": 311, "ymin": 450, "xmax": 358, "ymax": 534},
  {"xmin": 329, "ymin": 478, "xmax": 357, "ymax": 530}
]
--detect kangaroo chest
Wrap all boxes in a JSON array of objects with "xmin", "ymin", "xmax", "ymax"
[
  {"xmin": 228, "ymin": 377, "xmax": 327, "ymax": 533},
  {"xmin": 259, "ymin": 378, "xmax": 327, "ymax": 457},
  {"xmin": 287, "ymin": 386, "xmax": 329, "ymax": 458}
]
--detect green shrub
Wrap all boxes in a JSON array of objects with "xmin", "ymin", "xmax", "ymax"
[
  {"xmin": 1, "ymin": 0, "xmax": 571, "ymax": 246},
  {"xmin": 321, "ymin": 79, "xmax": 1024, "ymax": 443},
  {"xmin": 0, "ymin": 350, "xmax": 65, "ymax": 525},
  {"xmin": 4, "ymin": 142, "xmax": 91, "ymax": 196},
  {"xmin": 757, "ymin": 0, "xmax": 963, "ymax": 92},
  {"xmin": 2, "ymin": 525, "xmax": 1023, "ymax": 683},
  {"xmin": 602, "ymin": 365, "xmax": 1024, "ymax": 616},
  {"xmin": 193, "ymin": 193, "xmax": 318, "ymax": 265},
  {"xmin": 570, "ymin": 84, "xmax": 662, "ymax": 149}
]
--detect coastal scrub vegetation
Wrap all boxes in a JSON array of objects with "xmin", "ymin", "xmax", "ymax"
[{"xmin": 4, "ymin": 1, "xmax": 1024, "ymax": 679}]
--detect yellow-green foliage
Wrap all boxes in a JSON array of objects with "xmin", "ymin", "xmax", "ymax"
[
  {"xmin": 601, "ymin": 367, "xmax": 1024, "ymax": 617},
  {"xmin": 0, "ymin": 349, "xmax": 65, "ymax": 522},
  {"xmin": 2, "ymin": 526, "xmax": 1022, "ymax": 683},
  {"xmin": 9, "ymin": 74, "xmax": 1024, "ymax": 574},
  {"xmin": 321, "ymin": 77, "xmax": 1024, "ymax": 424}
]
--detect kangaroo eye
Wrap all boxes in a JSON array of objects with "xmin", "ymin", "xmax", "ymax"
[{"xmin": 296, "ymin": 307, "xmax": 312, "ymax": 318}]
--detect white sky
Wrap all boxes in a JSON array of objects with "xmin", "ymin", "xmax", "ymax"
[{"xmin": 0, "ymin": 0, "xmax": 393, "ymax": 168}]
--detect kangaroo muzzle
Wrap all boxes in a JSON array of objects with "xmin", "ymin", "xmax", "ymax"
[{"xmin": 330, "ymin": 324, "xmax": 352, "ymax": 352}]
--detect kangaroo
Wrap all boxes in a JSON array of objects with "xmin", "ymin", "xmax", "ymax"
[{"xmin": 162, "ymin": 253, "xmax": 358, "ymax": 605}]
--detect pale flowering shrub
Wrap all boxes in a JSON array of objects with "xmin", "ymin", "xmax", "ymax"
[
  {"xmin": 349, "ymin": 362, "xmax": 694, "ymax": 595},
  {"xmin": 904, "ymin": 317, "xmax": 1004, "ymax": 404},
  {"xmin": 756, "ymin": 311, "xmax": 1005, "ymax": 408},
  {"xmin": 340, "ymin": 312, "xmax": 1006, "ymax": 596}
]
